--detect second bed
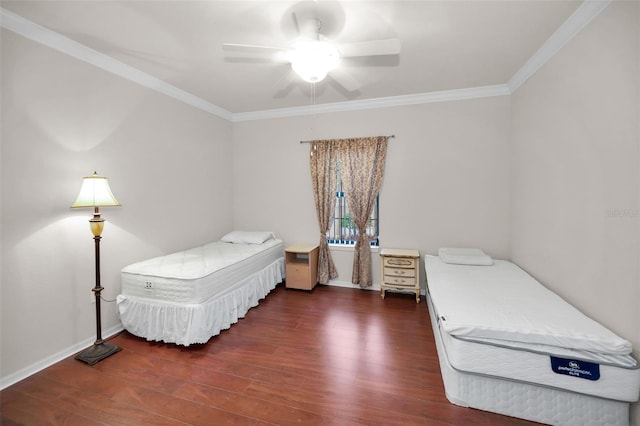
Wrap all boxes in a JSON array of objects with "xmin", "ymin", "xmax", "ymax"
[
  {"xmin": 117, "ymin": 231, "xmax": 285, "ymax": 346},
  {"xmin": 425, "ymin": 250, "xmax": 640, "ymax": 425}
]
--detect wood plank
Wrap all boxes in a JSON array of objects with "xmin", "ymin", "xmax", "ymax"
[{"xmin": 0, "ymin": 284, "xmax": 540, "ymax": 425}]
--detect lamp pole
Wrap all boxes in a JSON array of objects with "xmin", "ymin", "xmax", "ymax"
[{"xmin": 72, "ymin": 173, "xmax": 122, "ymax": 365}]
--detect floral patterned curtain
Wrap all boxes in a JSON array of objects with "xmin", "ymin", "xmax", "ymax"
[
  {"xmin": 309, "ymin": 140, "xmax": 339, "ymax": 284},
  {"xmin": 337, "ymin": 137, "xmax": 388, "ymax": 287}
]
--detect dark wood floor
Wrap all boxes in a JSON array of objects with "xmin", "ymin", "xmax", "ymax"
[{"xmin": 1, "ymin": 284, "xmax": 539, "ymax": 425}]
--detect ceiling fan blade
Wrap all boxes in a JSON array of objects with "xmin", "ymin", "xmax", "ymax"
[
  {"xmin": 273, "ymin": 68, "xmax": 298, "ymax": 93},
  {"xmin": 222, "ymin": 43, "xmax": 285, "ymax": 53},
  {"xmin": 329, "ymin": 67, "xmax": 360, "ymax": 92},
  {"xmin": 224, "ymin": 57, "xmax": 282, "ymax": 64},
  {"xmin": 338, "ymin": 39, "xmax": 401, "ymax": 58}
]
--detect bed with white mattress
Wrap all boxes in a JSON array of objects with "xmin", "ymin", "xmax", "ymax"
[
  {"xmin": 425, "ymin": 249, "xmax": 640, "ymax": 425},
  {"xmin": 116, "ymin": 231, "xmax": 285, "ymax": 345}
]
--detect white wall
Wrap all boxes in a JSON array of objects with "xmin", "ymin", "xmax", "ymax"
[
  {"xmin": 232, "ymin": 96, "xmax": 512, "ymax": 290},
  {"xmin": 0, "ymin": 30, "xmax": 233, "ymax": 380},
  {"xmin": 511, "ymin": 1, "xmax": 639, "ymax": 422}
]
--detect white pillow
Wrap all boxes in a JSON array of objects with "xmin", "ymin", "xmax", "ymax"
[
  {"xmin": 438, "ymin": 247, "xmax": 493, "ymax": 266},
  {"xmin": 221, "ymin": 231, "xmax": 275, "ymax": 244}
]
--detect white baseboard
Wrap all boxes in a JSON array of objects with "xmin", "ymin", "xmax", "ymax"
[
  {"xmin": 326, "ymin": 280, "xmax": 425, "ymax": 296},
  {"xmin": 326, "ymin": 279, "xmax": 381, "ymax": 291},
  {"xmin": 0, "ymin": 324, "xmax": 124, "ymax": 391}
]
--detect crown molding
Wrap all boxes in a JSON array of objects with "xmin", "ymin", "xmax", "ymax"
[
  {"xmin": 231, "ymin": 85, "xmax": 511, "ymax": 122},
  {"xmin": 2, "ymin": 1, "xmax": 612, "ymax": 122},
  {"xmin": 507, "ymin": 0, "xmax": 612, "ymax": 92},
  {"xmin": 0, "ymin": 7, "xmax": 234, "ymax": 121}
]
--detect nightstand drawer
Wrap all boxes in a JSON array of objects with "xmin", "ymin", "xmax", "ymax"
[
  {"xmin": 286, "ymin": 265, "xmax": 308, "ymax": 282},
  {"xmin": 383, "ymin": 257, "xmax": 416, "ymax": 269},
  {"xmin": 383, "ymin": 275, "xmax": 416, "ymax": 286},
  {"xmin": 383, "ymin": 267, "xmax": 416, "ymax": 278}
]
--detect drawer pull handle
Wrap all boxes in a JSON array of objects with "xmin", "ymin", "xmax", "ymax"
[{"xmin": 388, "ymin": 259, "xmax": 412, "ymax": 266}]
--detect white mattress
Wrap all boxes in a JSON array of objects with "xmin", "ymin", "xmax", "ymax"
[
  {"xmin": 425, "ymin": 255, "xmax": 634, "ymax": 357},
  {"xmin": 121, "ymin": 239, "xmax": 284, "ymax": 304},
  {"xmin": 431, "ymin": 298, "xmax": 640, "ymax": 402},
  {"xmin": 425, "ymin": 254, "xmax": 640, "ymax": 423},
  {"xmin": 427, "ymin": 294, "xmax": 632, "ymax": 426}
]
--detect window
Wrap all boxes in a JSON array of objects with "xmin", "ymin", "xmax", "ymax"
[{"xmin": 327, "ymin": 163, "xmax": 379, "ymax": 247}]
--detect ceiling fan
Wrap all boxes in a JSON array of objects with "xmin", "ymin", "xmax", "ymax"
[{"xmin": 222, "ymin": 12, "xmax": 401, "ymax": 92}]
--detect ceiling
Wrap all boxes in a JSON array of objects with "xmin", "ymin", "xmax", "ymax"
[{"xmin": 2, "ymin": 1, "xmax": 583, "ymax": 116}]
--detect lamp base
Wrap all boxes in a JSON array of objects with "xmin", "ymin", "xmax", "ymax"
[{"xmin": 75, "ymin": 341, "xmax": 121, "ymax": 365}]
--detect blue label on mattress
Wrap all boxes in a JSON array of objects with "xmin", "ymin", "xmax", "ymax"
[{"xmin": 550, "ymin": 357, "xmax": 600, "ymax": 381}]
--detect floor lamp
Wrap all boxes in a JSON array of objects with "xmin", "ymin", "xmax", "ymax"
[{"xmin": 71, "ymin": 171, "xmax": 122, "ymax": 365}]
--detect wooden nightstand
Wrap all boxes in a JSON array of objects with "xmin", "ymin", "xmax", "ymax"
[
  {"xmin": 285, "ymin": 244, "xmax": 319, "ymax": 291},
  {"xmin": 380, "ymin": 248, "xmax": 420, "ymax": 303}
]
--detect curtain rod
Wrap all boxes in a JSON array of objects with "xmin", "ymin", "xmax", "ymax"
[{"xmin": 299, "ymin": 135, "xmax": 395, "ymax": 144}]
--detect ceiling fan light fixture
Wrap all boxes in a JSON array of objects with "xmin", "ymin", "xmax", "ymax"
[{"xmin": 288, "ymin": 39, "xmax": 340, "ymax": 83}]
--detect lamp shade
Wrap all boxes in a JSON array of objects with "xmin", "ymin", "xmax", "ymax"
[{"xmin": 71, "ymin": 172, "xmax": 121, "ymax": 208}]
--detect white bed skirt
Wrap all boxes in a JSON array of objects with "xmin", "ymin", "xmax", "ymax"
[
  {"xmin": 427, "ymin": 293, "xmax": 632, "ymax": 425},
  {"xmin": 117, "ymin": 258, "xmax": 285, "ymax": 346}
]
